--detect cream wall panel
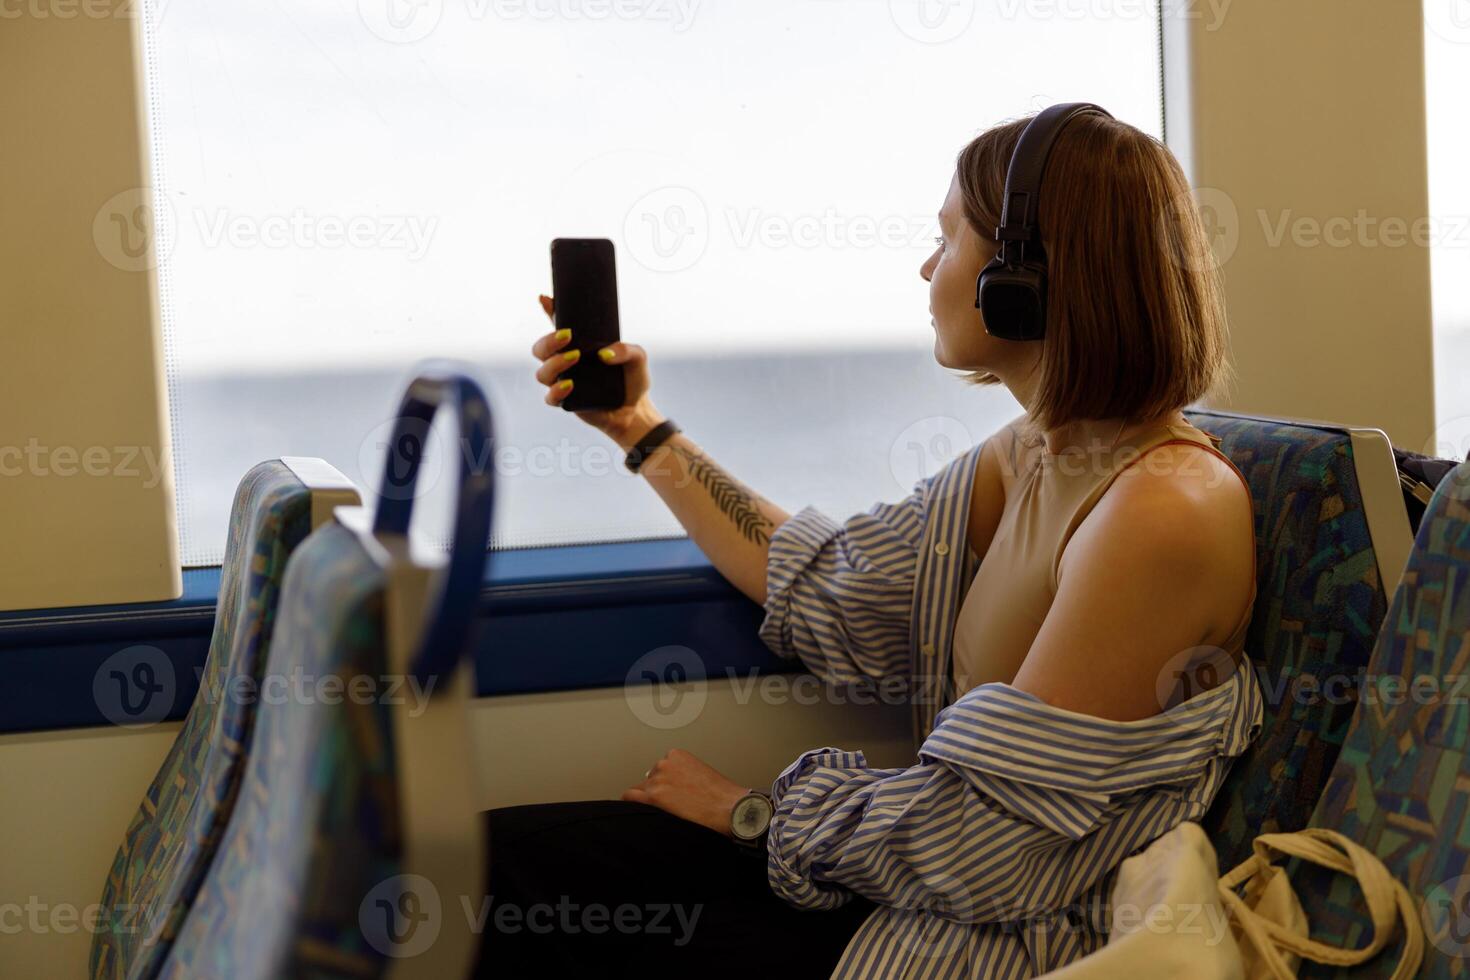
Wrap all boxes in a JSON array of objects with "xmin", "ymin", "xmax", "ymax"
[
  {"xmin": 1165, "ymin": 2, "xmax": 1436, "ymax": 451},
  {"xmin": 0, "ymin": 7, "xmax": 180, "ymax": 610}
]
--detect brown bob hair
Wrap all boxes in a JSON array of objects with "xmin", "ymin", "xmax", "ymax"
[{"xmin": 955, "ymin": 113, "xmax": 1231, "ymax": 435}]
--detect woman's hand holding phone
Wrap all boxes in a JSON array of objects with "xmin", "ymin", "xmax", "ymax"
[{"xmin": 532, "ymin": 293, "xmax": 664, "ymax": 451}]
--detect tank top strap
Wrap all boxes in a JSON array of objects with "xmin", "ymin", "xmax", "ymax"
[
  {"xmin": 1070, "ymin": 420, "xmax": 1222, "ymax": 516},
  {"xmin": 1136, "ymin": 420, "xmax": 1222, "ymax": 453}
]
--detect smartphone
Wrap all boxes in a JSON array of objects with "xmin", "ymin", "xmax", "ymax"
[{"xmin": 549, "ymin": 237, "xmax": 625, "ymax": 412}]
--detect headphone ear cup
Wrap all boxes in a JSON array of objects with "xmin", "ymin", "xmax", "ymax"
[{"xmin": 977, "ymin": 261, "xmax": 1048, "ymax": 342}]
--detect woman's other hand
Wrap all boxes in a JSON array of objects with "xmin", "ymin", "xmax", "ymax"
[
  {"xmin": 532, "ymin": 293, "xmax": 663, "ymax": 450},
  {"xmin": 622, "ymin": 748, "xmax": 752, "ymax": 838}
]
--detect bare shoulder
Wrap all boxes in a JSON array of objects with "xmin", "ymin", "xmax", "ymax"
[
  {"xmin": 1014, "ymin": 441, "xmax": 1255, "ymax": 719},
  {"xmin": 1074, "ymin": 440, "xmax": 1254, "ymax": 634},
  {"xmin": 1106, "ymin": 441, "xmax": 1252, "ymax": 543}
]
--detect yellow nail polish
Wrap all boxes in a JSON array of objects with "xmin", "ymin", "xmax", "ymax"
[
  {"xmin": 562, "ymin": 349, "xmax": 580, "ymax": 363},
  {"xmin": 598, "ymin": 347, "xmax": 615, "ymax": 362},
  {"xmin": 558, "ymin": 379, "xmax": 573, "ymax": 391},
  {"xmin": 555, "ymin": 328, "xmax": 571, "ymax": 342}
]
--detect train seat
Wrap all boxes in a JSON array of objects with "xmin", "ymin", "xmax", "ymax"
[
  {"xmin": 1301, "ymin": 461, "xmax": 1470, "ymax": 977},
  {"xmin": 1183, "ymin": 410, "xmax": 1415, "ymax": 870},
  {"xmin": 91, "ymin": 459, "xmax": 359, "ymax": 980},
  {"xmin": 158, "ymin": 371, "xmax": 495, "ymax": 980}
]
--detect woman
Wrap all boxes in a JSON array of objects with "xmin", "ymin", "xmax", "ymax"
[{"xmin": 479, "ymin": 109, "xmax": 1262, "ymax": 979}]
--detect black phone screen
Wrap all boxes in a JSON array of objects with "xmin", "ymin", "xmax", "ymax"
[{"xmin": 550, "ymin": 238, "xmax": 625, "ymax": 412}]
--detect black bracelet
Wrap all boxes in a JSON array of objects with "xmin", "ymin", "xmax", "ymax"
[{"xmin": 624, "ymin": 419, "xmax": 681, "ymax": 474}]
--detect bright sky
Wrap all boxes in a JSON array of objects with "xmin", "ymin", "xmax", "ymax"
[
  {"xmin": 145, "ymin": 0, "xmax": 1166, "ymax": 371},
  {"xmin": 145, "ymin": 1, "xmax": 1467, "ymax": 422}
]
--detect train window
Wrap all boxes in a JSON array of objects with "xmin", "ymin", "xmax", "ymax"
[
  {"xmin": 143, "ymin": 0, "xmax": 1165, "ymax": 565},
  {"xmin": 1424, "ymin": 4, "xmax": 1470, "ymax": 459}
]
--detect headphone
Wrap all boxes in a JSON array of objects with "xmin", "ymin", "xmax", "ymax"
[{"xmin": 974, "ymin": 102, "xmax": 1113, "ymax": 342}]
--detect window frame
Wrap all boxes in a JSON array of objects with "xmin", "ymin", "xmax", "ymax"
[{"xmin": 0, "ymin": 537, "xmax": 796, "ymax": 734}]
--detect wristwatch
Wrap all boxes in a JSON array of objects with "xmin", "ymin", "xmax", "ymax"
[{"xmin": 730, "ymin": 790, "xmax": 774, "ymax": 849}]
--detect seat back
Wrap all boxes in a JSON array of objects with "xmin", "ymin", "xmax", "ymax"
[
  {"xmin": 1184, "ymin": 410, "xmax": 1409, "ymax": 870},
  {"xmin": 1302, "ymin": 462, "xmax": 1470, "ymax": 978},
  {"xmin": 160, "ymin": 370, "xmax": 495, "ymax": 980},
  {"xmin": 91, "ymin": 458, "xmax": 359, "ymax": 980}
]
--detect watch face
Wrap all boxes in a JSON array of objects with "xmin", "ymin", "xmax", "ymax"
[{"xmin": 732, "ymin": 794, "xmax": 773, "ymax": 840}]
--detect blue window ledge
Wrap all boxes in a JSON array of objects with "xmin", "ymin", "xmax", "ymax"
[{"xmin": 0, "ymin": 537, "xmax": 800, "ymax": 735}]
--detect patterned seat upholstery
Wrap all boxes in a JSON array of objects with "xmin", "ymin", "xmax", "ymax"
[
  {"xmin": 92, "ymin": 463, "xmax": 316, "ymax": 980},
  {"xmin": 1302, "ymin": 462, "xmax": 1470, "ymax": 978},
  {"xmin": 160, "ymin": 369, "xmax": 495, "ymax": 980},
  {"xmin": 159, "ymin": 520, "xmax": 401, "ymax": 979},
  {"xmin": 1184, "ymin": 411, "xmax": 1394, "ymax": 871}
]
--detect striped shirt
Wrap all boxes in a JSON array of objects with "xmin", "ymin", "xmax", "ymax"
[{"xmin": 756, "ymin": 441, "xmax": 1264, "ymax": 978}]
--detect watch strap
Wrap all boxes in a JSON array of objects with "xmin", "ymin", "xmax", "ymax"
[{"xmin": 624, "ymin": 418, "xmax": 680, "ymax": 474}]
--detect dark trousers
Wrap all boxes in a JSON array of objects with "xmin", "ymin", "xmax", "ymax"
[{"xmin": 473, "ymin": 800, "xmax": 874, "ymax": 979}]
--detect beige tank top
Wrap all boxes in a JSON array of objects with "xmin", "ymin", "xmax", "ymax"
[{"xmin": 949, "ymin": 417, "xmax": 1256, "ymax": 696}]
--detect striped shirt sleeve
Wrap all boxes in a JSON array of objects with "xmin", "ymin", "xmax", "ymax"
[
  {"xmin": 764, "ymin": 660, "xmax": 1262, "ymax": 922},
  {"xmin": 766, "ymin": 746, "xmax": 1098, "ymax": 923},
  {"xmin": 756, "ymin": 473, "xmax": 936, "ymax": 684}
]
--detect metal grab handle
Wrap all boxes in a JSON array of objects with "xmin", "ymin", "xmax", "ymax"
[{"xmin": 373, "ymin": 367, "xmax": 495, "ymax": 685}]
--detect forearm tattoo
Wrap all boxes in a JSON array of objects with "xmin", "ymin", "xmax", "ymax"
[{"xmin": 666, "ymin": 444, "xmax": 776, "ymax": 546}]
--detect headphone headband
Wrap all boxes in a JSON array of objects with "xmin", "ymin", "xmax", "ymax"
[{"xmin": 994, "ymin": 102, "xmax": 1113, "ymax": 263}]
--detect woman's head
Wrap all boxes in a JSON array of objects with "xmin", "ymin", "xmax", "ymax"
[{"xmin": 920, "ymin": 112, "xmax": 1230, "ymax": 433}]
